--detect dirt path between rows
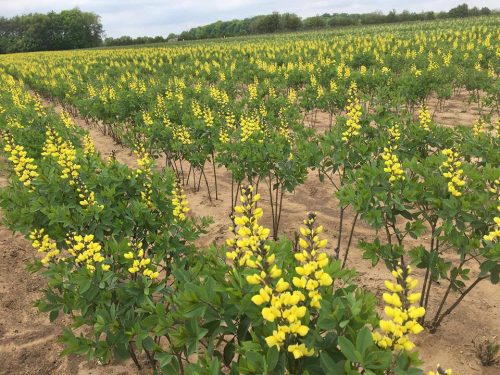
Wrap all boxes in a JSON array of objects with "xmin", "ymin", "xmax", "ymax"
[{"xmin": 1, "ymin": 96, "xmax": 498, "ymax": 374}]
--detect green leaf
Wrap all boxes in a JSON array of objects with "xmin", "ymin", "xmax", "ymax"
[
  {"xmin": 338, "ymin": 336, "xmax": 360, "ymax": 363},
  {"xmin": 155, "ymin": 352, "xmax": 173, "ymax": 368},
  {"xmin": 223, "ymin": 340, "xmax": 235, "ymax": 366},
  {"xmin": 266, "ymin": 345, "xmax": 279, "ymax": 372},
  {"xmin": 320, "ymin": 352, "xmax": 344, "ymax": 374},
  {"xmin": 355, "ymin": 327, "xmax": 373, "ymax": 356}
]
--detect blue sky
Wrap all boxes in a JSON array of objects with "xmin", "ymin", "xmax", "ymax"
[{"xmin": 0, "ymin": 1, "xmax": 497, "ymax": 38}]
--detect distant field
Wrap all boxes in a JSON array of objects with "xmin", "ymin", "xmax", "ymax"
[{"xmin": 0, "ymin": 16, "xmax": 499, "ymax": 375}]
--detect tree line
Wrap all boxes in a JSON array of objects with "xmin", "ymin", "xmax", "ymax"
[
  {"xmin": 0, "ymin": 3, "xmax": 497, "ymax": 52},
  {"xmin": 0, "ymin": 9, "xmax": 103, "ymax": 54},
  {"xmin": 175, "ymin": 4, "xmax": 496, "ymax": 41}
]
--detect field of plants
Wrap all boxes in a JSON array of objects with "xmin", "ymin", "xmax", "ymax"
[{"xmin": 0, "ymin": 16, "xmax": 499, "ymax": 375}]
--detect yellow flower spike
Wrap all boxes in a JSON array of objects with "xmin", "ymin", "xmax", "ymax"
[
  {"xmin": 441, "ymin": 148, "xmax": 466, "ymax": 196},
  {"xmin": 374, "ymin": 264, "xmax": 425, "ymax": 351},
  {"xmin": 418, "ymin": 105, "xmax": 431, "ymax": 131}
]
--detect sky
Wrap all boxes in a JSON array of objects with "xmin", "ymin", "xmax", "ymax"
[{"xmin": 0, "ymin": 0, "xmax": 497, "ymax": 38}]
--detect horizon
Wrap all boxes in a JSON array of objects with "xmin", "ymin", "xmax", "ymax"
[{"xmin": 0, "ymin": 0, "xmax": 498, "ymax": 38}]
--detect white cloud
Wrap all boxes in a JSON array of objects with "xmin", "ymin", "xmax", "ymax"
[{"xmin": 0, "ymin": 0, "xmax": 497, "ymax": 37}]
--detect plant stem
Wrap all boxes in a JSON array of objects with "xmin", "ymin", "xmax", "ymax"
[
  {"xmin": 211, "ymin": 151, "xmax": 218, "ymax": 200},
  {"xmin": 423, "ymin": 238, "xmax": 439, "ymax": 312},
  {"xmin": 129, "ymin": 342, "xmax": 142, "ymax": 370},
  {"xmin": 430, "ymin": 276, "xmax": 487, "ymax": 332},
  {"xmin": 342, "ymin": 211, "xmax": 358, "ymax": 268},
  {"xmin": 337, "ymin": 205, "xmax": 345, "ymax": 252},
  {"xmin": 202, "ymin": 168, "xmax": 212, "ymax": 202},
  {"xmin": 420, "ymin": 222, "xmax": 436, "ymax": 315}
]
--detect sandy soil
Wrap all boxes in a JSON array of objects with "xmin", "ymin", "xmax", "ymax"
[{"xmin": 0, "ymin": 95, "xmax": 498, "ymax": 374}]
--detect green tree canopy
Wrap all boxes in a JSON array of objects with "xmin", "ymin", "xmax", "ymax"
[{"xmin": 0, "ymin": 8, "xmax": 103, "ymax": 54}]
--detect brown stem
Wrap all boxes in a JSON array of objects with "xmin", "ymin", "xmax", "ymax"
[
  {"xmin": 420, "ymin": 223, "xmax": 436, "ymax": 310},
  {"xmin": 430, "ymin": 276, "xmax": 487, "ymax": 332},
  {"xmin": 186, "ymin": 165, "xmax": 192, "ymax": 186},
  {"xmin": 128, "ymin": 342, "xmax": 142, "ymax": 370},
  {"xmin": 341, "ymin": 211, "xmax": 359, "ymax": 268},
  {"xmin": 276, "ymin": 186, "xmax": 285, "ymax": 238},
  {"xmin": 384, "ymin": 217, "xmax": 392, "ymax": 245},
  {"xmin": 202, "ymin": 168, "xmax": 212, "ymax": 202},
  {"xmin": 268, "ymin": 174, "xmax": 275, "ymax": 238},
  {"xmin": 211, "ymin": 151, "xmax": 218, "ymax": 200},
  {"xmin": 179, "ymin": 158, "xmax": 185, "ymax": 185},
  {"xmin": 177, "ymin": 351, "xmax": 185, "ymax": 375},
  {"xmin": 144, "ymin": 348, "xmax": 157, "ymax": 370},
  {"xmin": 423, "ymin": 238, "xmax": 439, "ymax": 311},
  {"xmin": 231, "ymin": 176, "xmax": 234, "ymax": 213},
  {"xmin": 233, "ymin": 181, "xmax": 241, "ymax": 208},
  {"xmin": 197, "ymin": 167, "xmax": 203, "ymax": 191},
  {"xmin": 337, "ymin": 206, "xmax": 345, "ymax": 251}
]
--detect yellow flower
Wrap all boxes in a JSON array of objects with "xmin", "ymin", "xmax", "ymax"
[
  {"xmin": 275, "ymin": 278, "xmax": 290, "ymax": 292},
  {"xmin": 287, "ymin": 343, "xmax": 314, "ymax": 359}
]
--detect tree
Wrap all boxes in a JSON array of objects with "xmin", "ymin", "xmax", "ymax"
[
  {"xmin": 480, "ymin": 7, "xmax": 491, "ymax": 15},
  {"xmin": 448, "ymin": 3, "xmax": 469, "ymax": 18},
  {"xmin": 303, "ymin": 16, "xmax": 327, "ymax": 30},
  {"xmin": 280, "ymin": 13, "xmax": 302, "ymax": 31},
  {"xmin": 0, "ymin": 8, "xmax": 103, "ymax": 53}
]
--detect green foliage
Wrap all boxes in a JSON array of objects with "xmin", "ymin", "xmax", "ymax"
[{"xmin": 0, "ymin": 8, "xmax": 103, "ymax": 53}]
